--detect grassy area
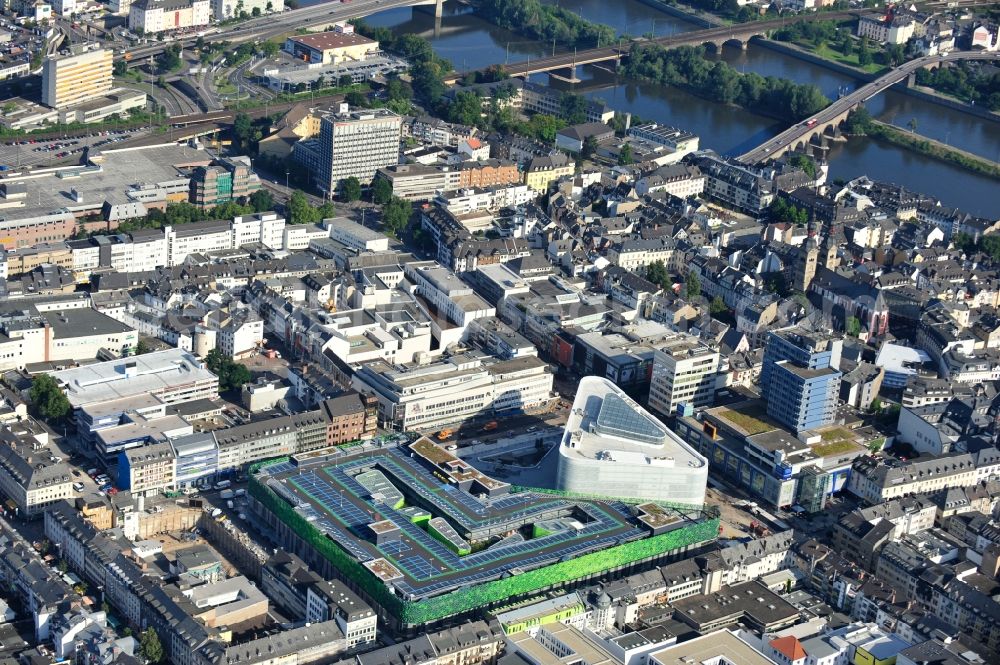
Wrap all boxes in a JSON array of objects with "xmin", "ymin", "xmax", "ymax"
[
  {"xmin": 868, "ymin": 121, "xmax": 1000, "ymax": 180},
  {"xmin": 716, "ymin": 404, "xmax": 775, "ymax": 436},
  {"xmin": 808, "ymin": 42, "xmax": 887, "ymax": 75},
  {"xmin": 812, "ymin": 438, "xmax": 860, "ymax": 457},
  {"xmin": 215, "ymin": 79, "xmax": 238, "ymax": 95},
  {"xmin": 811, "ymin": 427, "xmax": 862, "ymax": 457}
]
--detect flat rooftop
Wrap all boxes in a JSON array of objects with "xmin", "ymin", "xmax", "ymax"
[
  {"xmin": 255, "ymin": 441, "xmax": 701, "ymax": 603},
  {"xmin": 649, "ymin": 630, "xmax": 776, "ymax": 665},
  {"xmin": 287, "ymin": 31, "xmax": 377, "ymax": 51},
  {"xmin": 51, "ymin": 349, "xmax": 216, "ymax": 408},
  {"xmin": 0, "ymin": 144, "xmax": 211, "ymax": 223},
  {"xmin": 42, "ymin": 308, "xmax": 132, "ymax": 339},
  {"xmin": 561, "ymin": 376, "xmax": 704, "ymax": 468}
]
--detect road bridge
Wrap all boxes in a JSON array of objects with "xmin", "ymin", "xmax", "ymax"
[{"xmin": 737, "ymin": 50, "xmax": 1000, "ymax": 164}]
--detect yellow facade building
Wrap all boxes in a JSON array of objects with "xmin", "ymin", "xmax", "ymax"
[{"xmin": 42, "ymin": 45, "xmax": 113, "ymax": 109}]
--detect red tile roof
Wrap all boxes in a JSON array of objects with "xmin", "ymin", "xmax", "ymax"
[{"xmin": 771, "ymin": 636, "xmax": 806, "ymax": 661}]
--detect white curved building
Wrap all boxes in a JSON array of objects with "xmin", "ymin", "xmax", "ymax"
[{"xmin": 556, "ymin": 377, "xmax": 708, "ymax": 507}]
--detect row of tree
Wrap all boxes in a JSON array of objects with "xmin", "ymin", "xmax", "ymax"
[
  {"xmin": 350, "ymin": 23, "xmax": 452, "ymax": 108},
  {"xmin": 772, "ymin": 22, "xmax": 907, "ymax": 68},
  {"xmin": 915, "ymin": 62, "xmax": 1000, "ymax": 111},
  {"xmin": 478, "ymin": 0, "xmax": 617, "ymax": 49},
  {"xmin": 623, "ymin": 45, "xmax": 829, "ymax": 122},
  {"xmin": 103, "ymin": 193, "xmax": 275, "ymax": 236}
]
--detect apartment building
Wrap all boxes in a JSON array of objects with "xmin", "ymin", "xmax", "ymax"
[
  {"xmin": 0, "ymin": 419, "xmax": 74, "ymax": 517},
  {"xmin": 305, "ymin": 579, "xmax": 377, "ymax": 647},
  {"xmin": 607, "ymin": 237, "xmax": 683, "ymax": 275},
  {"xmin": 524, "ymin": 153, "xmax": 574, "ymax": 192},
  {"xmin": 648, "ymin": 335, "xmax": 721, "ymax": 417},
  {"xmin": 320, "ymin": 392, "xmax": 378, "ymax": 445},
  {"xmin": 128, "ymin": 0, "xmax": 210, "ymax": 33},
  {"xmin": 847, "ymin": 453, "xmax": 989, "ymax": 503},
  {"xmin": 42, "ymin": 45, "xmax": 112, "ymax": 109},
  {"xmin": 119, "ymin": 441, "xmax": 176, "ymax": 497}
]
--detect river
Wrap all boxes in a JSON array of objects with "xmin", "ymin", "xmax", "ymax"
[{"xmin": 359, "ymin": 0, "xmax": 1000, "ymax": 217}]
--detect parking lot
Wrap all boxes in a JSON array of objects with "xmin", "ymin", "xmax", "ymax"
[{"xmin": 0, "ymin": 129, "xmax": 148, "ymax": 169}]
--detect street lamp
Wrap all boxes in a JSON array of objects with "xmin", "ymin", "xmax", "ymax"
[{"xmin": 285, "ymin": 170, "xmax": 289, "ymax": 192}]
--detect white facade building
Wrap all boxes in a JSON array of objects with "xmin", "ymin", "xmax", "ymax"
[
  {"xmin": 556, "ymin": 376, "xmax": 708, "ymax": 507},
  {"xmin": 352, "ymin": 352, "xmax": 552, "ymax": 431},
  {"xmin": 648, "ymin": 335, "xmax": 721, "ymax": 417},
  {"xmin": 128, "ymin": 0, "xmax": 210, "ymax": 33}
]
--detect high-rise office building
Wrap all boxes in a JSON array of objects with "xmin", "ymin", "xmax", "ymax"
[
  {"xmin": 648, "ymin": 334, "xmax": 720, "ymax": 417},
  {"xmin": 312, "ymin": 106, "xmax": 401, "ymax": 196},
  {"xmin": 760, "ymin": 326, "xmax": 842, "ymax": 433},
  {"xmin": 42, "ymin": 45, "xmax": 113, "ymax": 109}
]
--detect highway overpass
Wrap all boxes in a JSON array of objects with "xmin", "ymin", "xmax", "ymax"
[
  {"xmin": 737, "ymin": 50, "xmax": 1000, "ymax": 164},
  {"xmin": 125, "ymin": 0, "xmax": 442, "ymax": 65}
]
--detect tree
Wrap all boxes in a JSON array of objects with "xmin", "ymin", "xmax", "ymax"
[
  {"xmin": 844, "ymin": 107, "xmax": 873, "ymax": 135},
  {"xmin": 710, "ymin": 295, "xmax": 727, "ymax": 315},
  {"xmin": 372, "ymin": 176, "xmax": 393, "ymax": 205},
  {"xmin": 857, "ymin": 39, "xmax": 873, "ymax": 66},
  {"xmin": 580, "ymin": 135, "xmax": 598, "ymax": 160},
  {"xmin": 559, "ymin": 93, "xmax": 589, "ymax": 124},
  {"xmin": 134, "ymin": 340, "xmax": 152, "ymax": 355},
  {"xmin": 338, "ymin": 74, "xmax": 353, "ymax": 88},
  {"xmin": 685, "ymin": 270, "xmax": 701, "ymax": 299},
  {"xmin": 382, "ymin": 197, "xmax": 412, "ymax": 237},
  {"xmin": 232, "ymin": 112, "xmax": 253, "ymax": 150},
  {"xmin": 113, "ymin": 60, "xmax": 128, "ymax": 76},
  {"xmin": 846, "ymin": 316, "xmax": 862, "ymax": 337},
  {"xmin": 341, "ymin": 176, "xmax": 362, "ymax": 202},
  {"xmin": 204, "ymin": 349, "xmax": 252, "ymax": 392},
  {"xmin": 618, "ymin": 143, "xmax": 634, "ymax": 166},
  {"xmin": 410, "ymin": 61, "xmax": 446, "ymax": 107},
  {"xmin": 788, "ymin": 153, "xmax": 816, "ymax": 179},
  {"xmin": 385, "ymin": 77, "xmax": 410, "ymax": 103},
  {"xmin": 249, "ymin": 189, "xmax": 274, "ymax": 213},
  {"xmin": 288, "ymin": 190, "xmax": 318, "ymax": 225},
  {"xmin": 345, "ymin": 90, "xmax": 367, "ymax": 108},
  {"xmin": 448, "ymin": 91, "xmax": 483, "ymax": 127},
  {"xmin": 884, "ymin": 43, "xmax": 905, "ymax": 67},
  {"xmin": 981, "ymin": 235, "xmax": 1000, "ymax": 261},
  {"xmin": 29, "ymin": 374, "xmax": 70, "ymax": 422},
  {"xmin": 645, "ymin": 260, "xmax": 670, "ymax": 289},
  {"xmin": 140, "ymin": 627, "xmax": 165, "ymax": 664},
  {"xmin": 251, "ymin": 5, "xmax": 261, "ymax": 16}
]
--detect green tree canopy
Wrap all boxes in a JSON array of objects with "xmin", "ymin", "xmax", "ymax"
[
  {"xmin": 288, "ymin": 190, "xmax": 318, "ymax": 225},
  {"xmin": 140, "ymin": 627, "xmax": 165, "ymax": 664},
  {"xmin": 618, "ymin": 143, "xmax": 634, "ymax": 166},
  {"xmin": 645, "ymin": 260, "xmax": 670, "ymax": 289},
  {"xmin": 341, "ymin": 176, "xmax": 362, "ymax": 203},
  {"xmin": 382, "ymin": 197, "xmax": 412, "ymax": 237},
  {"xmin": 372, "ymin": 177, "xmax": 393, "ymax": 206},
  {"xmin": 249, "ymin": 189, "xmax": 274, "ymax": 213},
  {"xmin": 685, "ymin": 270, "xmax": 701, "ymax": 299},
  {"xmin": 29, "ymin": 374, "xmax": 70, "ymax": 422}
]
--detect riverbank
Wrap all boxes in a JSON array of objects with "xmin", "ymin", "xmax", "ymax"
[{"xmin": 865, "ymin": 120, "xmax": 1000, "ymax": 180}]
